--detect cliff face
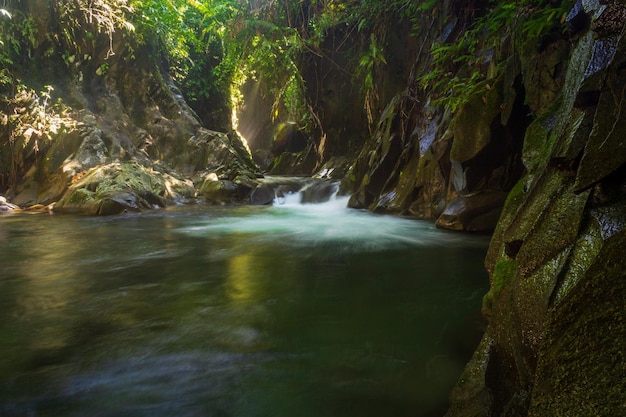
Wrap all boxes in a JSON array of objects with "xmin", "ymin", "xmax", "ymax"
[
  {"xmin": 341, "ymin": 2, "xmax": 532, "ymax": 232},
  {"xmin": 448, "ymin": 1, "xmax": 626, "ymax": 415},
  {"xmin": 0, "ymin": 1, "xmax": 258, "ymax": 214},
  {"xmin": 336, "ymin": 0, "xmax": 625, "ymax": 415}
]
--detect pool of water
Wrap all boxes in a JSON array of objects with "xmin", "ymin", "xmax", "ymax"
[{"xmin": 0, "ymin": 196, "xmax": 489, "ymax": 417}]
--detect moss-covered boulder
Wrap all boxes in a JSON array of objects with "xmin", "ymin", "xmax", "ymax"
[{"xmin": 55, "ymin": 162, "xmax": 196, "ymax": 215}]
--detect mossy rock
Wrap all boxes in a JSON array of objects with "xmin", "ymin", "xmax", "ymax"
[
  {"xmin": 199, "ymin": 177, "xmax": 238, "ymax": 204},
  {"xmin": 451, "ymin": 80, "xmax": 502, "ymax": 164},
  {"xmin": 444, "ymin": 334, "xmax": 495, "ymax": 417},
  {"xmin": 575, "ymin": 38, "xmax": 626, "ymax": 191},
  {"xmin": 55, "ymin": 161, "xmax": 195, "ymax": 214},
  {"xmin": 57, "ymin": 188, "xmax": 100, "ymax": 214},
  {"xmin": 482, "ymin": 258, "xmax": 517, "ymax": 318},
  {"xmin": 528, "ymin": 230, "xmax": 626, "ymax": 417}
]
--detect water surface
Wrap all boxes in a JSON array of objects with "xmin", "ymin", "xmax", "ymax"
[{"xmin": 0, "ymin": 196, "xmax": 489, "ymax": 417}]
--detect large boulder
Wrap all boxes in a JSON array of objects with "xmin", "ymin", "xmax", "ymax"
[{"xmin": 55, "ymin": 162, "xmax": 196, "ymax": 215}]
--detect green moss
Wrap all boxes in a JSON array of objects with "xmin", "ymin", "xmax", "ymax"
[
  {"xmin": 451, "ymin": 81, "xmax": 502, "ymax": 163},
  {"xmin": 529, "ymin": 231, "xmax": 625, "ymax": 416},
  {"xmin": 482, "ymin": 258, "xmax": 517, "ymax": 316},
  {"xmin": 66, "ymin": 188, "xmax": 95, "ymax": 205},
  {"xmin": 492, "ymin": 258, "xmax": 517, "ymax": 294}
]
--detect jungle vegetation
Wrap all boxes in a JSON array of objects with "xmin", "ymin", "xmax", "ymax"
[{"xmin": 0, "ymin": 0, "xmax": 572, "ymax": 154}]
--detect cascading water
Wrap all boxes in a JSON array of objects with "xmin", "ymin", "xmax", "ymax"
[{"xmin": 255, "ymin": 176, "xmax": 342, "ymax": 206}]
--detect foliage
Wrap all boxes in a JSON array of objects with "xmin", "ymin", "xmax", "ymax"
[
  {"xmin": 0, "ymin": 6, "xmax": 38, "ymax": 88},
  {"xmin": 73, "ymin": 0, "xmax": 135, "ymax": 57},
  {"xmin": 417, "ymin": 0, "xmax": 573, "ymax": 113},
  {"xmin": 0, "ymin": 0, "xmax": 577, "ymax": 158}
]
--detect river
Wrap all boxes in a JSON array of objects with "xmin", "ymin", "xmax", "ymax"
[{"xmin": 0, "ymin": 189, "xmax": 489, "ymax": 417}]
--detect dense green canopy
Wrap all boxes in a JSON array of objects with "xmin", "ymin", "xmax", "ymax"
[{"xmin": 0, "ymin": 0, "xmax": 570, "ymax": 126}]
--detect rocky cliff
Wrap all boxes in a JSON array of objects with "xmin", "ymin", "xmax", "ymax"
[
  {"xmin": 447, "ymin": 1, "xmax": 626, "ymax": 415},
  {"xmin": 336, "ymin": 0, "xmax": 625, "ymax": 415},
  {"xmin": 0, "ymin": 1, "xmax": 259, "ymax": 214}
]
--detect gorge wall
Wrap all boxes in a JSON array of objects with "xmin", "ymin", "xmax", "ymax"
[
  {"xmin": 0, "ymin": 1, "xmax": 624, "ymax": 416},
  {"xmin": 328, "ymin": 0, "xmax": 625, "ymax": 416}
]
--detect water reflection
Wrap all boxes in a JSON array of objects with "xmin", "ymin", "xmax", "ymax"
[
  {"xmin": 227, "ymin": 253, "xmax": 259, "ymax": 304},
  {"xmin": 0, "ymin": 205, "xmax": 488, "ymax": 417}
]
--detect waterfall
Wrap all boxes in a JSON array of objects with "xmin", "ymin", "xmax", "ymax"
[{"xmin": 253, "ymin": 177, "xmax": 342, "ymax": 206}]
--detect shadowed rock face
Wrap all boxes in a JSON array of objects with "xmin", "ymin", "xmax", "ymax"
[
  {"xmin": 343, "ymin": 53, "xmax": 529, "ymax": 233},
  {"xmin": 444, "ymin": 1, "xmax": 626, "ymax": 416}
]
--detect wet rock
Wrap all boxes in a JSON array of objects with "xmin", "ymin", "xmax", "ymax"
[
  {"xmin": 521, "ymin": 38, "xmax": 570, "ymax": 116},
  {"xmin": 436, "ymin": 192, "xmax": 508, "ymax": 232},
  {"xmin": 444, "ymin": 335, "xmax": 496, "ymax": 417},
  {"xmin": 447, "ymin": 7, "xmax": 626, "ymax": 416},
  {"xmin": 591, "ymin": 0, "xmax": 626, "ymax": 38},
  {"xmin": 198, "ymin": 174, "xmax": 239, "ymax": 205},
  {"xmin": 0, "ymin": 196, "xmax": 19, "ymax": 212},
  {"xmin": 55, "ymin": 162, "xmax": 195, "ymax": 215},
  {"xmin": 299, "ymin": 180, "xmax": 339, "ymax": 203},
  {"xmin": 528, "ymin": 229, "xmax": 625, "ymax": 417},
  {"xmin": 271, "ymin": 122, "xmax": 308, "ymax": 154},
  {"xmin": 249, "ymin": 184, "xmax": 275, "ymax": 205},
  {"xmin": 575, "ymin": 34, "xmax": 626, "ymax": 191},
  {"xmin": 566, "ymin": 0, "xmax": 591, "ymax": 37},
  {"xmin": 451, "ymin": 82, "xmax": 502, "ymax": 164}
]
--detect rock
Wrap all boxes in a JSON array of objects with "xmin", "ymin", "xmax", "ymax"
[
  {"xmin": 271, "ymin": 122, "xmax": 308, "ymax": 154},
  {"xmin": 249, "ymin": 184, "xmax": 275, "ymax": 205},
  {"xmin": 451, "ymin": 83, "xmax": 502, "ymax": 164},
  {"xmin": 199, "ymin": 177, "xmax": 238, "ymax": 204},
  {"xmin": 446, "ymin": 5, "xmax": 626, "ymax": 415},
  {"xmin": 54, "ymin": 162, "xmax": 195, "ymax": 214},
  {"xmin": 0, "ymin": 196, "xmax": 19, "ymax": 212},
  {"xmin": 575, "ymin": 34, "xmax": 626, "ymax": 191},
  {"xmin": 436, "ymin": 192, "xmax": 508, "ymax": 232},
  {"xmin": 528, "ymin": 229, "xmax": 625, "ymax": 417}
]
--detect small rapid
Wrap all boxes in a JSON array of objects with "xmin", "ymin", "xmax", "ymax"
[{"xmin": 182, "ymin": 177, "xmax": 484, "ymax": 252}]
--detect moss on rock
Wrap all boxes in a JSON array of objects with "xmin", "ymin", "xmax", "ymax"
[
  {"xmin": 55, "ymin": 162, "xmax": 196, "ymax": 214},
  {"xmin": 528, "ymin": 230, "xmax": 625, "ymax": 417},
  {"xmin": 451, "ymin": 80, "xmax": 503, "ymax": 164}
]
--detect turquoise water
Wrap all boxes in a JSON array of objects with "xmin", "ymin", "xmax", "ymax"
[{"xmin": 0, "ymin": 196, "xmax": 489, "ymax": 417}]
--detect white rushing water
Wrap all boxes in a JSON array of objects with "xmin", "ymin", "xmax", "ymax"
[{"xmin": 178, "ymin": 188, "xmax": 486, "ymax": 251}]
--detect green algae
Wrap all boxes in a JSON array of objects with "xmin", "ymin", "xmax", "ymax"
[
  {"xmin": 65, "ymin": 187, "xmax": 96, "ymax": 205},
  {"xmin": 482, "ymin": 258, "xmax": 517, "ymax": 317}
]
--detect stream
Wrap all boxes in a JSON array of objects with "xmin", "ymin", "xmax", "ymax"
[{"xmin": 0, "ymin": 183, "xmax": 489, "ymax": 417}]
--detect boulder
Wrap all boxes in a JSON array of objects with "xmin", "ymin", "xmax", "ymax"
[
  {"xmin": 55, "ymin": 162, "xmax": 196, "ymax": 214},
  {"xmin": 436, "ymin": 192, "xmax": 508, "ymax": 232},
  {"xmin": 0, "ymin": 196, "xmax": 19, "ymax": 212},
  {"xmin": 249, "ymin": 184, "xmax": 275, "ymax": 205}
]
